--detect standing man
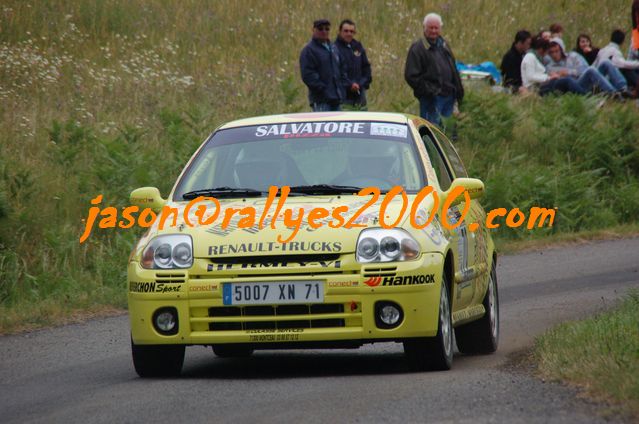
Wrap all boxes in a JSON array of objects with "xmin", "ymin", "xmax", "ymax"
[
  {"xmin": 300, "ymin": 19, "xmax": 345, "ymax": 111},
  {"xmin": 334, "ymin": 19, "xmax": 372, "ymax": 110},
  {"xmin": 500, "ymin": 30, "xmax": 532, "ymax": 93},
  {"xmin": 404, "ymin": 13, "xmax": 464, "ymax": 127}
]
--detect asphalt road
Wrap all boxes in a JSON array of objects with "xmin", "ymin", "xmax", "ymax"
[{"xmin": 1, "ymin": 237, "xmax": 638, "ymax": 424}]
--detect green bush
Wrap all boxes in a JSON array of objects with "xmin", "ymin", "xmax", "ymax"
[{"xmin": 454, "ymin": 91, "xmax": 639, "ymax": 239}]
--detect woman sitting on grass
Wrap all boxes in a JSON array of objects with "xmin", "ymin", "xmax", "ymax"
[{"xmin": 574, "ymin": 34, "xmax": 599, "ymax": 65}]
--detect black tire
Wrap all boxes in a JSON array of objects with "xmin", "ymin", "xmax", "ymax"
[
  {"xmin": 212, "ymin": 345, "xmax": 254, "ymax": 358},
  {"xmin": 403, "ymin": 273, "xmax": 454, "ymax": 371},
  {"xmin": 131, "ymin": 338, "xmax": 185, "ymax": 378},
  {"xmin": 455, "ymin": 260, "xmax": 499, "ymax": 354}
]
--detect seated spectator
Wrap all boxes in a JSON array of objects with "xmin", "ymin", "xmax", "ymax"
[
  {"xmin": 546, "ymin": 40, "xmax": 628, "ymax": 95},
  {"xmin": 594, "ymin": 29, "xmax": 639, "ymax": 91},
  {"xmin": 539, "ymin": 30, "xmax": 551, "ymax": 41},
  {"xmin": 500, "ymin": 30, "xmax": 532, "ymax": 93},
  {"xmin": 537, "ymin": 30, "xmax": 555, "ymax": 65},
  {"xmin": 574, "ymin": 34, "xmax": 600, "ymax": 65},
  {"xmin": 521, "ymin": 36, "xmax": 586, "ymax": 96},
  {"xmin": 549, "ymin": 23, "xmax": 564, "ymax": 40}
]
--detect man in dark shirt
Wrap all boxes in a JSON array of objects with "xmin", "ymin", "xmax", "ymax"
[
  {"xmin": 500, "ymin": 30, "xmax": 532, "ymax": 93},
  {"xmin": 334, "ymin": 19, "xmax": 372, "ymax": 110},
  {"xmin": 299, "ymin": 19, "xmax": 346, "ymax": 111},
  {"xmin": 404, "ymin": 13, "xmax": 464, "ymax": 127}
]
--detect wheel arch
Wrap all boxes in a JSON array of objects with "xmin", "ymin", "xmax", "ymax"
[{"xmin": 443, "ymin": 248, "xmax": 454, "ymax": 299}]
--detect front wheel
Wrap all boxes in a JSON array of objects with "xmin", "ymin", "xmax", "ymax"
[
  {"xmin": 455, "ymin": 260, "xmax": 499, "ymax": 354},
  {"xmin": 131, "ymin": 338, "xmax": 185, "ymax": 378},
  {"xmin": 403, "ymin": 273, "xmax": 453, "ymax": 371}
]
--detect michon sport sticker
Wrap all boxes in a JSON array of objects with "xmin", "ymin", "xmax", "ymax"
[{"xmin": 370, "ymin": 123, "xmax": 407, "ymax": 138}]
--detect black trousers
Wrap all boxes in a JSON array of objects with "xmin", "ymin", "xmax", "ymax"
[{"xmin": 621, "ymin": 68, "xmax": 639, "ymax": 88}]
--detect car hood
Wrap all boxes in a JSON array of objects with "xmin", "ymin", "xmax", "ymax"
[{"xmin": 151, "ymin": 194, "xmax": 432, "ymax": 258}]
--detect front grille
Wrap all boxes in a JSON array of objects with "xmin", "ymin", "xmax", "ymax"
[
  {"xmin": 210, "ymin": 254, "xmax": 340, "ymax": 265},
  {"xmin": 155, "ymin": 272, "xmax": 186, "ymax": 283},
  {"xmin": 204, "ymin": 253, "xmax": 347, "ymax": 276},
  {"xmin": 362, "ymin": 266, "xmax": 397, "ymax": 278},
  {"xmin": 208, "ymin": 303, "xmax": 346, "ymax": 331}
]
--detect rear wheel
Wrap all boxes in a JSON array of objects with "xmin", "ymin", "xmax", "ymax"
[
  {"xmin": 212, "ymin": 345, "xmax": 254, "ymax": 358},
  {"xmin": 131, "ymin": 338, "xmax": 185, "ymax": 378},
  {"xmin": 403, "ymin": 273, "xmax": 453, "ymax": 371},
  {"xmin": 455, "ymin": 260, "xmax": 499, "ymax": 354}
]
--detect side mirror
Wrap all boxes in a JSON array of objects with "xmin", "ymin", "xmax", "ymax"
[
  {"xmin": 130, "ymin": 187, "xmax": 166, "ymax": 211},
  {"xmin": 444, "ymin": 178, "xmax": 484, "ymax": 207}
]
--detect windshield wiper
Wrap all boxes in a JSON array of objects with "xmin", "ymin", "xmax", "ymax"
[
  {"xmin": 182, "ymin": 187, "xmax": 265, "ymax": 200},
  {"xmin": 288, "ymin": 184, "xmax": 363, "ymax": 195}
]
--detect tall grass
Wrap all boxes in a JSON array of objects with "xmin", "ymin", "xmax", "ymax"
[
  {"xmin": 535, "ymin": 291, "xmax": 639, "ymax": 418},
  {"xmin": 0, "ymin": 0, "xmax": 638, "ymax": 331}
]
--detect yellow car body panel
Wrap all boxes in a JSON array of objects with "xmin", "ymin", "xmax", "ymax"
[{"xmin": 128, "ymin": 112, "xmax": 495, "ymax": 349}]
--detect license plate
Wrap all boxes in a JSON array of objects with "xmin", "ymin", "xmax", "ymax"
[{"xmin": 222, "ymin": 281, "xmax": 324, "ymax": 305}]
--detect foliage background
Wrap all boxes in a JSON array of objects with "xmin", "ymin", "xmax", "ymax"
[{"xmin": 0, "ymin": 0, "xmax": 638, "ymax": 330}]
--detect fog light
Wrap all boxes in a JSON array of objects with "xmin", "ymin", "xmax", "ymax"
[
  {"xmin": 375, "ymin": 301, "xmax": 403, "ymax": 329},
  {"xmin": 380, "ymin": 305, "xmax": 400, "ymax": 325},
  {"xmin": 153, "ymin": 307, "xmax": 178, "ymax": 335}
]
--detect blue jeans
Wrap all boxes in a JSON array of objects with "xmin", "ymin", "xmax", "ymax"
[
  {"xmin": 577, "ymin": 68, "xmax": 615, "ymax": 93},
  {"xmin": 597, "ymin": 60, "xmax": 627, "ymax": 91},
  {"xmin": 419, "ymin": 95, "xmax": 455, "ymax": 127},
  {"xmin": 312, "ymin": 102, "xmax": 341, "ymax": 112},
  {"xmin": 539, "ymin": 77, "xmax": 587, "ymax": 96}
]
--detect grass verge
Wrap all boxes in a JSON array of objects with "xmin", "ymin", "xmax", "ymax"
[
  {"xmin": 495, "ymin": 223, "xmax": 639, "ymax": 254},
  {"xmin": 535, "ymin": 291, "xmax": 639, "ymax": 419}
]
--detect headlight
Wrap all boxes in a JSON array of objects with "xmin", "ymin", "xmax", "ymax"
[
  {"xmin": 141, "ymin": 235, "xmax": 193, "ymax": 269},
  {"xmin": 357, "ymin": 237, "xmax": 379, "ymax": 260},
  {"xmin": 356, "ymin": 228, "xmax": 420, "ymax": 263}
]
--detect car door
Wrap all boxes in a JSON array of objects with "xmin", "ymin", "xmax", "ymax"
[
  {"xmin": 415, "ymin": 123, "xmax": 476, "ymax": 311},
  {"xmin": 429, "ymin": 125, "xmax": 491, "ymax": 308}
]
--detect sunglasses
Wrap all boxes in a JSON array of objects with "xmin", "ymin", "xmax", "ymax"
[{"xmin": 342, "ymin": 29, "xmax": 356, "ymax": 33}]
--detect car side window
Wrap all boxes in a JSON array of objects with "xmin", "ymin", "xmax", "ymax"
[
  {"xmin": 418, "ymin": 126, "xmax": 453, "ymax": 190},
  {"xmin": 429, "ymin": 126, "xmax": 468, "ymax": 178}
]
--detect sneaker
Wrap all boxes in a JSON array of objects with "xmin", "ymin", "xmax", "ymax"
[{"xmin": 620, "ymin": 89, "xmax": 635, "ymax": 99}]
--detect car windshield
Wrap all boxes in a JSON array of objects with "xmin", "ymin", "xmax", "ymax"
[{"xmin": 172, "ymin": 121, "xmax": 426, "ymax": 200}]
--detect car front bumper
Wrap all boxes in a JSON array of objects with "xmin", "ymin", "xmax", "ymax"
[{"xmin": 128, "ymin": 253, "xmax": 444, "ymax": 346}]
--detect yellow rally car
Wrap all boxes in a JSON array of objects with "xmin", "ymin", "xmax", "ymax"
[{"xmin": 128, "ymin": 112, "xmax": 498, "ymax": 377}]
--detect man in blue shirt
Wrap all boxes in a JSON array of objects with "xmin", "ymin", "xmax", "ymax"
[{"xmin": 300, "ymin": 19, "xmax": 346, "ymax": 111}]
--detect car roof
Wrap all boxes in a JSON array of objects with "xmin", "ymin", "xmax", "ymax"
[{"xmin": 218, "ymin": 111, "xmax": 416, "ymax": 130}]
